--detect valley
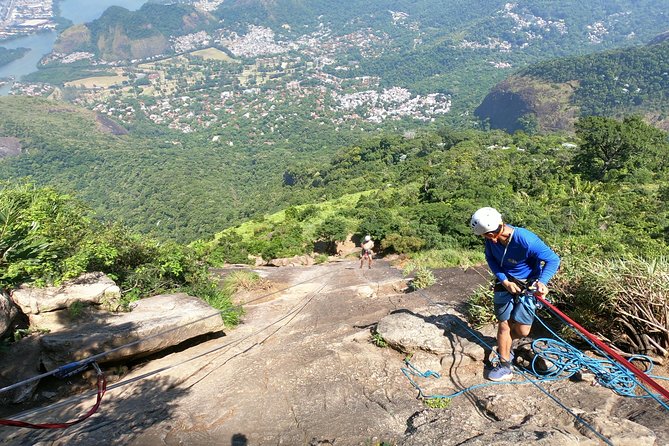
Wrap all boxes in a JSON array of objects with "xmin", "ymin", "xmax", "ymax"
[{"xmin": 1, "ymin": 2, "xmax": 668, "ymax": 445}]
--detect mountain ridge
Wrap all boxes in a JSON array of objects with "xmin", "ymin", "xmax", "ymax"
[
  {"xmin": 475, "ymin": 34, "xmax": 669, "ymax": 133},
  {"xmin": 53, "ymin": 3, "xmax": 216, "ymax": 61}
]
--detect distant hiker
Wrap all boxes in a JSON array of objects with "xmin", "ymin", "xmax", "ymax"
[
  {"xmin": 470, "ymin": 207, "xmax": 560, "ymax": 382},
  {"xmin": 360, "ymin": 235, "xmax": 374, "ymax": 269}
]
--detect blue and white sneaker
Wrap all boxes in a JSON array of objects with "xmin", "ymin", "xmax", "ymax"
[{"xmin": 488, "ymin": 363, "xmax": 513, "ymax": 382}]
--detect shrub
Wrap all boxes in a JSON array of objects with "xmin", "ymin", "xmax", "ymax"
[
  {"xmin": 403, "ymin": 262, "xmax": 436, "ymax": 290},
  {"xmin": 207, "ymin": 232, "xmax": 252, "ymax": 266},
  {"xmin": 551, "ymin": 256, "xmax": 669, "ymax": 357},
  {"xmin": 371, "ymin": 331, "xmax": 388, "ymax": 348},
  {"xmin": 222, "ymin": 270, "xmax": 264, "ymax": 295},
  {"xmin": 314, "ymin": 254, "xmax": 329, "ymax": 264},
  {"xmin": 466, "ymin": 285, "xmax": 496, "ymax": 328},
  {"xmin": 424, "ymin": 398, "xmax": 452, "ymax": 409},
  {"xmin": 382, "ymin": 232, "xmax": 425, "ymax": 254},
  {"xmin": 0, "ymin": 183, "xmax": 243, "ymax": 326}
]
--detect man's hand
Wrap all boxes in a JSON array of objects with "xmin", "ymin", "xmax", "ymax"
[
  {"xmin": 533, "ymin": 281, "xmax": 548, "ymax": 297},
  {"xmin": 501, "ymin": 279, "xmax": 521, "ymax": 295}
]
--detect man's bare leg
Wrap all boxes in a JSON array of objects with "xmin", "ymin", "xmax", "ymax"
[{"xmin": 497, "ymin": 320, "xmax": 513, "ymax": 363}]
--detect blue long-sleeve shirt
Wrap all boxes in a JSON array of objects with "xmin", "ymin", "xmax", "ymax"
[{"xmin": 485, "ymin": 225, "xmax": 560, "ymax": 285}]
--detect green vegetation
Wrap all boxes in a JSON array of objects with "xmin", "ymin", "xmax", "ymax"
[
  {"xmin": 371, "ymin": 331, "xmax": 388, "ymax": 348},
  {"xmin": 466, "ymin": 285, "xmax": 496, "ymax": 328},
  {"xmin": 0, "ymin": 47, "xmax": 29, "ymax": 69},
  {"xmin": 221, "ymin": 270, "xmax": 265, "ymax": 295},
  {"xmin": 424, "ymin": 398, "xmax": 452, "ymax": 409},
  {"xmin": 1, "ymin": 79, "xmax": 668, "ymax": 357},
  {"xmin": 23, "ymin": 64, "xmax": 116, "ymax": 84},
  {"xmin": 522, "ymin": 41, "xmax": 669, "ymax": 119},
  {"xmin": 573, "ymin": 115, "xmax": 668, "ymax": 182},
  {"xmin": 68, "ymin": 300, "xmax": 85, "ymax": 319},
  {"xmin": 403, "ymin": 263, "xmax": 437, "ymax": 290},
  {"xmin": 482, "ymin": 40, "xmax": 669, "ymax": 133},
  {"xmin": 0, "ymin": 182, "xmax": 241, "ymax": 325},
  {"xmin": 552, "ymin": 257, "xmax": 669, "ymax": 358}
]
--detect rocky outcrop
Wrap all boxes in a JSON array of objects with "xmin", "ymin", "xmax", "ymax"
[
  {"xmin": 39, "ymin": 293, "xmax": 224, "ymax": 370},
  {"xmin": 474, "ymin": 75, "xmax": 578, "ymax": 134},
  {"xmin": 268, "ymin": 255, "xmax": 315, "ymax": 267},
  {"xmin": 2, "ymin": 275, "xmax": 224, "ymax": 403},
  {"xmin": 376, "ymin": 305, "xmax": 663, "ymax": 446},
  {"xmin": 0, "ymin": 290, "xmax": 19, "ymax": 338},
  {"xmin": 10, "ymin": 272, "xmax": 121, "ymax": 332},
  {"xmin": 11, "ymin": 272, "xmax": 120, "ymax": 315},
  {"xmin": 377, "ymin": 310, "xmax": 496, "ymax": 361},
  {"xmin": 2, "ymin": 262, "xmax": 666, "ymax": 446},
  {"xmin": 0, "ymin": 136, "xmax": 22, "ymax": 158},
  {"xmin": 53, "ymin": 4, "xmax": 215, "ymax": 61}
]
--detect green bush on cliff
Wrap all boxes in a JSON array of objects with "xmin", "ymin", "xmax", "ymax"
[{"xmin": 0, "ymin": 182, "xmax": 241, "ymax": 324}]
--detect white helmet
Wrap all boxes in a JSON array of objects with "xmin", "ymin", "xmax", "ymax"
[
  {"xmin": 364, "ymin": 235, "xmax": 371, "ymax": 241},
  {"xmin": 470, "ymin": 207, "xmax": 502, "ymax": 235}
]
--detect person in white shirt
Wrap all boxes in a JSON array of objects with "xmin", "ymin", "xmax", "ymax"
[{"xmin": 360, "ymin": 235, "xmax": 374, "ymax": 269}]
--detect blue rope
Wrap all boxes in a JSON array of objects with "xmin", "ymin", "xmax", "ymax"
[
  {"xmin": 403, "ymin": 291, "xmax": 669, "ymax": 410},
  {"xmin": 529, "ymin": 296, "xmax": 669, "ymax": 408},
  {"xmin": 401, "ymin": 353, "xmax": 617, "ymax": 445}
]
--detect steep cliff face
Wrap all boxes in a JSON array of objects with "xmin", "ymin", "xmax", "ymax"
[
  {"xmin": 476, "ymin": 34, "xmax": 669, "ymax": 134},
  {"xmin": 95, "ymin": 25, "xmax": 170, "ymax": 61},
  {"xmin": 474, "ymin": 76, "xmax": 579, "ymax": 134},
  {"xmin": 53, "ymin": 24, "xmax": 92, "ymax": 54}
]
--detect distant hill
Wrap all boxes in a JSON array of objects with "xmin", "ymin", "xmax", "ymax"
[
  {"xmin": 0, "ymin": 47, "xmax": 29, "ymax": 69},
  {"xmin": 54, "ymin": 3, "xmax": 216, "ymax": 61},
  {"xmin": 475, "ymin": 36, "xmax": 669, "ymax": 133},
  {"xmin": 215, "ymin": 0, "xmax": 669, "ymax": 116}
]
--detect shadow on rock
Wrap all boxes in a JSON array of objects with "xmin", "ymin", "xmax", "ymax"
[{"xmin": 1, "ymin": 373, "xmax": 190, "ymax": 446}]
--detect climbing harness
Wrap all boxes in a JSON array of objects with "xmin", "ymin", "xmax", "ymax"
[{"xmin": 0, "ymin": 360, "xmax": 106, "ymax": 429}]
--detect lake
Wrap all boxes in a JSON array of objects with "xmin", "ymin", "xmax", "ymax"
[{"xmin": 0, "ymin": 0, "xmax": 148, "ymax": 94}]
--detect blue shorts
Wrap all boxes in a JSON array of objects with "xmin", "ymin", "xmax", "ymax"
[{"xmin": 494, "ymin": 291, "xmax": 536, "ymax": 325}]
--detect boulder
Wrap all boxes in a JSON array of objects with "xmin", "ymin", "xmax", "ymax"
[
  {"xmin": 377, "ymin": 312, "xmax": 451, "ymax": 354},
  {"xmin": 10, "ymin": 272, "xmax": 121, "ymax": 315},
  {"xmin": 1, "ymin": 290, "xmax": 19, "ymax": 338},
  {"xmin": 39, "ymin": 293, "xmax": 224, "ymax": 370},
  {"xmin": 377, "ymin": 310, "xmax": 495, "ymax": 359},
  {"xmin": 268, "ymin": 255, "xmax": 314, "ymax": 267}
]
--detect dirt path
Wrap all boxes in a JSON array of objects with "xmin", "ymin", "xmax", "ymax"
[{"xmin": 5, "ymin": 260, "xmax": 488, "ymax": 446}]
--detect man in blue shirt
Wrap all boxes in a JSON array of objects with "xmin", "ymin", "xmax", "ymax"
[{"xmin": 470, "ymin": 207, "xmax": 560, "ymax": 381}]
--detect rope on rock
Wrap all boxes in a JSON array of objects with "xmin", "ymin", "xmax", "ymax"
[
  {"xmin": 0, "ymin": 361, "xmax": 106, "ymax": 429},
  {"xmin": 400, "ymin": 284, "xmax": 669, "ymax": 446},
  {"xmin": 0, "ymin": 265, "xmax": 342, "ymax": 430},
  {"xmin": 403, "ymin": 290, "xmax": 669, "ymax": 407}
]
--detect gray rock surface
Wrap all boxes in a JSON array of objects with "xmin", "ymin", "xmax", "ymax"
[
  {"xmin": 39, "ymin": 293, "xmax": 224, "ymax": 370},
  {"xmin": 10, "ymin": 272, "xmax": 120, "ymax": 315},
  {"xmin": 2, "ymin": 262, "xmax": 667, "ymax": 446},
  {"xmin": 268, "ymin": 254, "xmax": 315, "ymax": 267},
  {"xmin": 0, "ymin": 290, "xmax": 19, "ymax": 338}
]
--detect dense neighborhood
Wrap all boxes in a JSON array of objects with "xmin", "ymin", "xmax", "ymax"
[{"xmin": 0, "ymin": 0, "xmax": 56, "ymax": 40}]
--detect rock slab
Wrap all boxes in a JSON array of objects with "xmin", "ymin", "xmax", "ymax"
[{"xmin": 39, "ymin": 293, "xmax": 224, "ymax": 370}]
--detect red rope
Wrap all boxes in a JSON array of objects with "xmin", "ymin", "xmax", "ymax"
[
  {"xmin": 536, "ymin": 294, "xmax": 669, "ymax": 400},
  {"xmin": 0, "ymin": 370, "xmax": 106, "ymax": 429}
]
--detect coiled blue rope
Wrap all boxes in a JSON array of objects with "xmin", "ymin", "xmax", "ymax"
[{"xmin": 402, "ymin": 291, "xmax": 669, "ymax": 407}]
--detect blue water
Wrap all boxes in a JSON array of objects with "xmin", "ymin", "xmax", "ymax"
[
  {"xmin": 0, "ymin": 0, "xmax": 147, "ymax": 94},
  {"xmin": 57, "ymin": 0, "xmax": 148, "ymax": 25}
]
